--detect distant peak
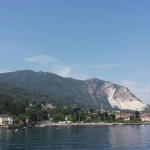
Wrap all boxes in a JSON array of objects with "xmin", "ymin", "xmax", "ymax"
[
  {"xmin": 86, "ymin": 78, "xmax": 101, "ymax": 81},
  {"xmin": 14, "ymin": 70, "xmax": 35, "ymax": 73}
]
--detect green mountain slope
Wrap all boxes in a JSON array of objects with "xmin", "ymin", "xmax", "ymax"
[{"xmin": 0, "ymin": 70, "xmax": 147, "ymax": 111}]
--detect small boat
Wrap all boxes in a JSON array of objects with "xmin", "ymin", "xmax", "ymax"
[
  {"xmin": 15, "ymin": 129, "xmax": 18, "ymax": 132},
  {"xmin": 35, "ymin": 124, "xmax": 46, "ymax": 127},
  {"xmin": 118, "ymin": 123, "xmax": 123, "ymax": 125}
]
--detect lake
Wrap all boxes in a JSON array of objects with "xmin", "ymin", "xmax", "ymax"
[{"xmin": 0, "ymin": 125, "xmax": 150, "ymax": 150}]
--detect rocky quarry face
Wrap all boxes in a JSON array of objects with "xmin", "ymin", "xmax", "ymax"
[{"xmin": 86, "ymin": 79, "xmax": 147, "ymax": 111}]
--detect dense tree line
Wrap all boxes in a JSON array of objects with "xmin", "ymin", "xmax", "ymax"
[
  {"xmin": 0, "ymin": 95, "xmax": 28, "ymax": 115},
  {"xmin": 0, "ymin": 95, "xmax": 48, "ymax": 124}
]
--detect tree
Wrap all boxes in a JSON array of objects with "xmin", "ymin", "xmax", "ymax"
[
  {"xmin": 26, "ymin": 106, "xmax": 41, "ymax": 122},
  {"xmin": 72, "ymin": 108, "xmax": 81, "ymax": 121},
  {"xmin": 53, "ymin": 114, "xmax": 65, "ymax": 122},
  {"xmin": 135, "ymin": 111, "xmax": 140, "ymax": 120},
  {"xmin": 0, "ymin": 99, "xmax": 6, "ymax": 113},
  {"xmin": 66, "ymin": 115, "xmax": 73, "ymax": 121},
  {"xmin": 79, "ymin": 110, "xmax": 88, "ymax": 122},
  {"xmin": 97, "ymin": 111, "xmax": 104, "ymax": 121},
  {"xmin": 89, "ymin": 108, "xmax": 94, "ymax": 114},
  {"xmin": 97, "ymin": 111, "xmax": 110, "ymax": 122},
  {"xmin": 42, "ymin": 110, "xmax": 48, "ymax": 120},
  {"xmin": 130, "ymin": 111, "xmax": 141, "ymax": 122},
  {"xmin": 110, "ymin": 114, "xmax": 115, "ymax": 121},
  {"xmin": 17, "ymin": 114, "xmax": 26, "ymax": 125}
]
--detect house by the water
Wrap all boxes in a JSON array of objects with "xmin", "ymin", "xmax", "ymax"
[{"xmin": 0, "ymin": 114, "xmax": 13, "ymax": 125}]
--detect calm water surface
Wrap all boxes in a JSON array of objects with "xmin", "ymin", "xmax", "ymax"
[{"xmin": 0, "ymin": 125, "xmax": 150, "ymax": 150}]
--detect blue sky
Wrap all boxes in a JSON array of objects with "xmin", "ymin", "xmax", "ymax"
[{"xmin": 0, "ymin": 0, "xmax": 150, "ymax": 103}]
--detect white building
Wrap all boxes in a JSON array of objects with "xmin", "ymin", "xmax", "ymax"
[
  {"xmin": 0, "ymin": 114, "xmax": 13, "ymax": 125},
  {"xmin": 140, "ymin": 113, "xmax": 150, "ymax": 122}
]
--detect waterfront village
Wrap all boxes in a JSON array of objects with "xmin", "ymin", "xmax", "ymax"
[
  {"xmin": 1, "ymin": 102, "xmax": 150, "ymax": 128},
  {"xmin": 0, "ymin": 103, "xmax": 150, "ymax": 128}
]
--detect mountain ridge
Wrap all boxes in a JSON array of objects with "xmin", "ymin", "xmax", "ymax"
[{"xmin": 0, "ymin": 70, "xmax": 147, "ymax": 111}]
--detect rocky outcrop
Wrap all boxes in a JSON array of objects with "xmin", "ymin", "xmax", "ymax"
[{"xmin": 86, "ymin": 79, "xmax": 147, "ymax": 111}]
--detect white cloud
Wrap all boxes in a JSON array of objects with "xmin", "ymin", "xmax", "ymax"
[
  {"xmin": 121, "ymin": 79, "xmax": 150, "ymax": 104},
  {"xmin": 89, "ymin": 64, "xmax": 120, "ymax": 69},
  {"xmin": 121, "ymin": 79, "xmax": 138, "ymax": 86},
  {"xmin": 25, "ymin": 55, "xmax": 74, "ymax": 77},
  {"xmin": 24, "ymin": 55, "xmax": 102, "ymax": 79},
  {"xmin": 25, "ymin": 55, "xmax": 59, "ymax": 64},
  {"xmin": 52, "ymin": 65, "xmax": 72, "ymax": 77}
]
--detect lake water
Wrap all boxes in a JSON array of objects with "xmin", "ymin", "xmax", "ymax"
[{"xmin": 0, "ymin": 125, "xmax": 150, "ymax": 150}]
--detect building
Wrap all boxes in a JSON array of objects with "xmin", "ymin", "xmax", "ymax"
[
  {"xmin": 115, "ymin": 112, "xmax": 131, "ymax": 121},
  {"xmin": 0, "ymin": 114, "xmax": 13, "ymax": 125},
  {"xmin": 140, "ymin": 113, "xmax": 150, "ymax": 122}
]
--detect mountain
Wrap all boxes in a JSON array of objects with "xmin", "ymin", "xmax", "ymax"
[
  {"xmin": 86, "ymin": 78, "xmax": 147, "ymax": 111},
  {"xmin": 0, "ymin": 82, "xmax": 79, "ymax": 107},
  {"xmin": 0, "ymin": 70, "xmax": 147, "ymax": 111},
  {"xmin": 0, "ymin": 82, "xmax": 45, "ymax": 103}
]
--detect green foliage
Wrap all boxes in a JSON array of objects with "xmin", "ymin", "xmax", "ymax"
[
  {"xmin": 26, "ymin": 106, "xmax": 42, "ymax": 122},
  {"xmin": 135, "ymin": 111, "xmax": 140, "ymax": 120},
  {"xmin": 79, "ymin": 110, "xmax": 88, "ymax": 122},
  {"xmin": 13, "ymin": 118, "xmax": 20, "ymax": 124},
  {"xmin": 0, "ymin": 96, "xmax": 7, "ymax": 113},
  {"xmin": 53, "ymin": 114, "xmax": 65, "ymax": 122},
  {"xmin": 48, "ymin": 106, "xmax": 74, "ymax": 122},
  {"xmin": 116, "ymin": 117, "xmax": 124, "ymax": 123},
  {"xmin": 98, "ymin": 112, "xmax": 110, "ymax": 121},
  {"xmin": 17, "ymin": 114, "xmax": 26, "ymax": 124},
  {"xmin": 109, "ymin": 114, "xmax": 116, "ymax": 121},
  {"xmin": 130, "ymin": 111, "xmax": 141, "ymax": 122},
  {"xmin": 89, "ymin": 108, "xmax": 94, "ymax": 114},
  {"xmin": 89, "ymin": 114, "xmax": 99, "ymax": 122},
  {"xmin": 48, "ymin": 106, "xmax": 73, "ymax": 116},
  {"xmin": 42, "ymin": 110, "xmax": 48, "ymax": 120},
  {"xmin": 66, "ymin": 115, "xmax": 73, "ymax": 121},
  {"xmin": 97, "ymin": 111, "xmax": 116, "ymax": 122},
  {"xmin": 25, "ymin": 104, "xmax": 51, "ymax": 123},
  {"xmin": 0, "ymin": 95, "xmax": 28, "ymax": 115}
]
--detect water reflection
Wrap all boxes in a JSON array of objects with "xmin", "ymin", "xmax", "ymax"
[
  {"xmin": 108, "ymin": 125, "xmax": 150, "ymax": 149},
  {"xmin": 0, "ymin": 129, "xmax": 12, "ymax": 142},
  {"xmin": 0, "ymin": 129, "xmax": 13, "ymax": 148},
  {"xmin": 0, "ymin": 125, "xmax": 150, "ymax": 149}
]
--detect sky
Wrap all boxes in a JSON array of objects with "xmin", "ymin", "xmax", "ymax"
[{"xmin": 0, "ymin": 0, "xmax": 150, "ymax": 103}]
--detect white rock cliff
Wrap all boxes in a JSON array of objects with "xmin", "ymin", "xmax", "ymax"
[{"xmin": 86, "ymin": 79, "xmax": 147, "ymax": 111}]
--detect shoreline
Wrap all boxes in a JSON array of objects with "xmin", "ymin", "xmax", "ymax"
[
  {"xmin": 35, "ymin": 121, "xmax": 150, "ymax": 127},
  {"xmin": 1, "ymin": 122, "xmax": 150, "ymax": 129}
]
